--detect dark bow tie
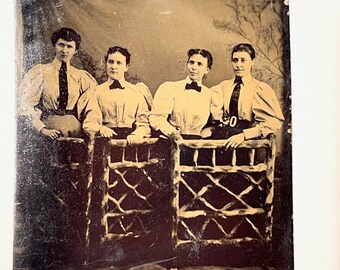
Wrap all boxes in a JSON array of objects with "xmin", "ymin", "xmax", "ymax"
[
  {"xmin": 109, "ymin": 80, "xmax": 124, "ymax": 90},
  {"xmin": 234, "ymin": 76, "xmax": 243, "ymax": 85},
  {"xmin": 185, "ymin": 81, "xmax": 201, "ymax": 92}
]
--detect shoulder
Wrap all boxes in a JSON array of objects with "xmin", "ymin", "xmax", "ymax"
[
  {"xmin": 210, "ymin": 79, "xmax": 232, "ymax": 92},
  {"xmin": 219, "ymin": 79, "xmax": 233, "ymax": 88},
  {"xmin": 135, "ymin": 82, "xmax": 153, "ymax": 98},
  {"xmin": 158, "ymin": 80, "xmax": 185, "ymax": 92},
  {"xmin": 125, "ymin": 81, "xmax": 141, "ymax": 93},
  {"xmin": 70, "ymin": 66, "xmax": 96, "ymax": 80},
  {"xmin": 90, "ymin": 82, "xmax": 108, "ymax": 96},
  {"xmin": 160, "ymin": 80, "xmax": 179, "ymax": 88},
  {"xmin": 201, "ymin": 84, "xmax": 211, "ymax": 93},
  {"xmin": 253, "ymin": 79, "xmax": 276, "ymax": 95},
  {"xmin": 251, "ymin": 79, "xmax": 280, "ymax": 102},
  {"xmin": 25, "ymin": 63, "xmax": 48, "ymax": 76}
]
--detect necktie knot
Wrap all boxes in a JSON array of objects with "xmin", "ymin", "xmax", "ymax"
[
  {"xmin": 185, "ymin": 81, "xmax": 201, "ymax": 92},
  {"xmin": 60, "ymin": 62, "xmax": 67, "ymax": 71},
  {"xmin": 234, "ymin": 76, "xmax": 243, "ymax": 85},
  {"xmin": 109, "ymin": 80, "xmax": 125, "ymax": 90}
]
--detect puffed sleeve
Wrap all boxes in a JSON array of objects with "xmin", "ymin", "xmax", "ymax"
[
  {"xmin": 17, "ymin": 64, "xmax": 46, "ymax": 131},
  {"xmin": 243, "ymin": 82, "xmax": 285, "ymax": 139},
  {"xmin": 210, "ymin": 82, "xmax": 225, "ymax": 121},
  {"xmin": 135, "ymin": 82, "xmax": 153, "ymax": 110},
  {"xmin": 149, "ymin": 82, "xmax": 177, "ymax": 137},
  {"xmin": 130, "ymin": 90, "xmax": 151, "ymax": 138},
  {"xmin": 82, "ymin": 88, "xmax": 103, "ymax": 133},
  {"xmin": 77, "ymin": 70, "xmax": 98, "ymax": 119}
]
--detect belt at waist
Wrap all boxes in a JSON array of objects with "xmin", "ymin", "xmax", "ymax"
[
  {"xmin": 105, "ymin": 127, "xmax": 134, "ymax": 139},
  {"xmin": 210, "ymin": 119, "xmax": 252, "ymax": 139},
  {"xmin": 41, "ymin": 108, "xmax": 76, "ymax": 118},
  {"xmin": 219, "ymin": 119, "xmax": 252, "ymax": 129},
  {"xmin": 181, "ymin": 134, "xmax": 202, "ymax": 140}
]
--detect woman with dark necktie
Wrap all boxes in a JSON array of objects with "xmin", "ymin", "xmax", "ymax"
[
  {"xmin": 209, "ymin": 43, "xmax": 284, "ymax": 164},
  {"xmin": 17, "ymin": 27, "xmax": 97, "ymax": 139}
]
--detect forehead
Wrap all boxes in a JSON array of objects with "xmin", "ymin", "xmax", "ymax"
[
  {"xmin": 56, "ymin": 38, "xmax": 76, "ymax": 47},
  {"xmin": 232, "ymin": 51, "xmax": 252, "ymax": 59},
  {"xmin": 189, "ymin": 54, "xmax": 208, "ymax": 64},
  {"xmin": 107, "ymin": 52, "xmax": 126, "ymax": 61}
]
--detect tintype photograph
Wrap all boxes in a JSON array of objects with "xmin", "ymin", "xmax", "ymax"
[{"xmin": 14, "ymin": 0, "xmax": 292, "ymax": 269}]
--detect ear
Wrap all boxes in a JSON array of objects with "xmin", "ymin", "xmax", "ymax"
[
  {"xmin": 205, "ymin": 67, "xmax": 210, "ymax": 75},
  {"xmin": 125, "ymin": 63, "xmax": 130, "ymax": 72}
]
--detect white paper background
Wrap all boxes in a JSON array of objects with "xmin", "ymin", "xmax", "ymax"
[{"xmin": 1, "ymin": 0, "xmax": 340, "ymax": 269}]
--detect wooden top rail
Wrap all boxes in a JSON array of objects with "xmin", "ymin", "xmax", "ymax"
[
  {"xmin": 55, "ymin": 137, "xmax": 86, "ymax": 143},
  {"xmin": 177, "ymin": 138, "xmax": 273, "ymax": 149},
  {"xmin": 54, "ymin": 134, "xmax": 275, "ymax": 149},
  {"xmin": 107, "ymin": 138, "xmax": 159, "ymax": 147}
]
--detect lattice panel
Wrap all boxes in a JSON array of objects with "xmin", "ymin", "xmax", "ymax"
[
  {"xmin": 176, "ymin": 172, "xmax": 270, "ymax": 243},
  {"xmin": 101, "ymin": 139, "xmax": 162, "ymax": 239},
  {"xmin": 177, "ymin": 215, "xmax": 267, "ymax": 243},
  {"xmin": 172, "ymin": 138, "xmax": 275, "ymax": 246},
  {"xmin": 179, "ymin": 172, "xmax": 270, "ymax": 211}
]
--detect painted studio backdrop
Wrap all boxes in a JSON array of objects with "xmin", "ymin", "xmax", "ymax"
[{"xmin": 15, "ymin": 0, "xmax": 292, "ymax": 269}]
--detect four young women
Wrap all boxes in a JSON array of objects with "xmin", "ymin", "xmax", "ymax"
[{"xmin": 18, "ymin": 27, "xmax": 284, "ymax": 148}]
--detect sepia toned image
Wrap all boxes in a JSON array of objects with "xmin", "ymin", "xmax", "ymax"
[{"xmin": 14, "ymin": 0, "xmax": 292, "ymax": 269}]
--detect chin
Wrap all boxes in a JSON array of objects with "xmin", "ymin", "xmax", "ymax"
[{"xmin": 109, "ymin": 75, "xmax": 120, "ymax": 80}]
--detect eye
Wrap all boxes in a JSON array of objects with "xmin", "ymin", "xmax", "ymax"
[
  {"xmin": 232, "ymin": 58, "xmax": 237, "ymax": 63},
  {"xmin": 117, "ymin": 61, "xmax": 122, "ymax": 65},
  {"xmin": 108, "ymin": 59, "xmax": 114, "ymax": 64},
  {"xmin": 188, "ymin": 60, "xmax": 195, "ymax": 65},
  {"xmin": 67, "ymin": 45, "xmax": 74, "ymax": 49},
  {"xmin": 197, "ymin": 62, "xmax": 203, "ymax": 66}
]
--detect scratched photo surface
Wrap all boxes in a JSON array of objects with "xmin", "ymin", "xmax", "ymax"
[{"xmin": 15, "ymin": 0, "xmax": 292, "ymax": 269}]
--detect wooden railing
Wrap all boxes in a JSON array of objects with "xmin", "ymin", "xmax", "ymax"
[
  {"xmin": 171, "ymin": 136, "xmax": 276, "ymax": 246},
  {"xmin": 43, "ymin": 135, "xmax": 276, "ymax": 266}
]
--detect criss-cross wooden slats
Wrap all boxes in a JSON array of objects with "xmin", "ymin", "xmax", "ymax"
[{"xmin": 172, "ymin": 136, "xmax": 276, "ymax": 246}]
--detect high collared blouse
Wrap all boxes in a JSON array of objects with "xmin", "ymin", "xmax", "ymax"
[
  {"xmin": 210, "ymin": 74, "xmax": 285, "ymax": 139},
  {"xmin": 83, "ymin": 79, "xmax": 151, "ymax": 138},
  {"xmin": 17, "ymin": 57, "xmax": 97, "ymax": 131},
  {"xmin": 149, "ymin": 77, "xmax": 211, "ymax": 136}
]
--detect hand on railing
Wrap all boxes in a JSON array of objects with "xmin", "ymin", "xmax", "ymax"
[
  {"xmin": 40, "ymin": 127, "xmax": 62, "ymax": 140},
  {"xmin": 126, "ymin": 134, "xmax": 144, "ymax": 145},
  {"xmin": 224, "ymin": 133, "xmax": 245, "ymax": 149},
  {"xmin": 98, "ymin": 126, "xmax": 117, "ymax": 138}
]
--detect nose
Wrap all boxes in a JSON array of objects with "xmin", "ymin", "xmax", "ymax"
[{"xmin": 191, "ymin": 63, "xmax": 197, "ymax": 70}]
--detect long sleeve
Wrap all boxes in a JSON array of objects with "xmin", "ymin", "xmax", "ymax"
[
  {"xmin": 76, "ymin": 70, "xmax": 98, "ymax": 119},
  {"xmin": 17, "ymin": 64, "xmax": 46, "ymax": 131},
  {"xmin": 135, "ymin": 82, "xmax": 153, "ymax": 111},
  {"xmin": 149, "ymin": 82, "xmax": 178, "ymax": 136},
  {"xmin": 82, "ymin": 89, "xmax": 104, "ymax": 133},
  {"xmin": 243, "ymin": 82, "xmax": 285, "ymax": 139},
  {"xmin": 130, "ymin": 91, "xmax": 151, "ymax": 138},
  {"xmin": 210, "ymin": 83, "xmax": 224, "ymax": 121}
]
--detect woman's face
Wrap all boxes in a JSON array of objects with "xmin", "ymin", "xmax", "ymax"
[
  {"xmin": 106, "ymin": 52, "xmax": 129, "ymax": 81},
  {"xmin": 55, "ymin": 38, "xmax": 77, "ymax": 63},
  {"xmin": 231, "ymin": 51, "xmax": 254, "ymax": 78},
  {"xmin": 186, "ymin": 54, "xmax": 210, "ymax": 82}
]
